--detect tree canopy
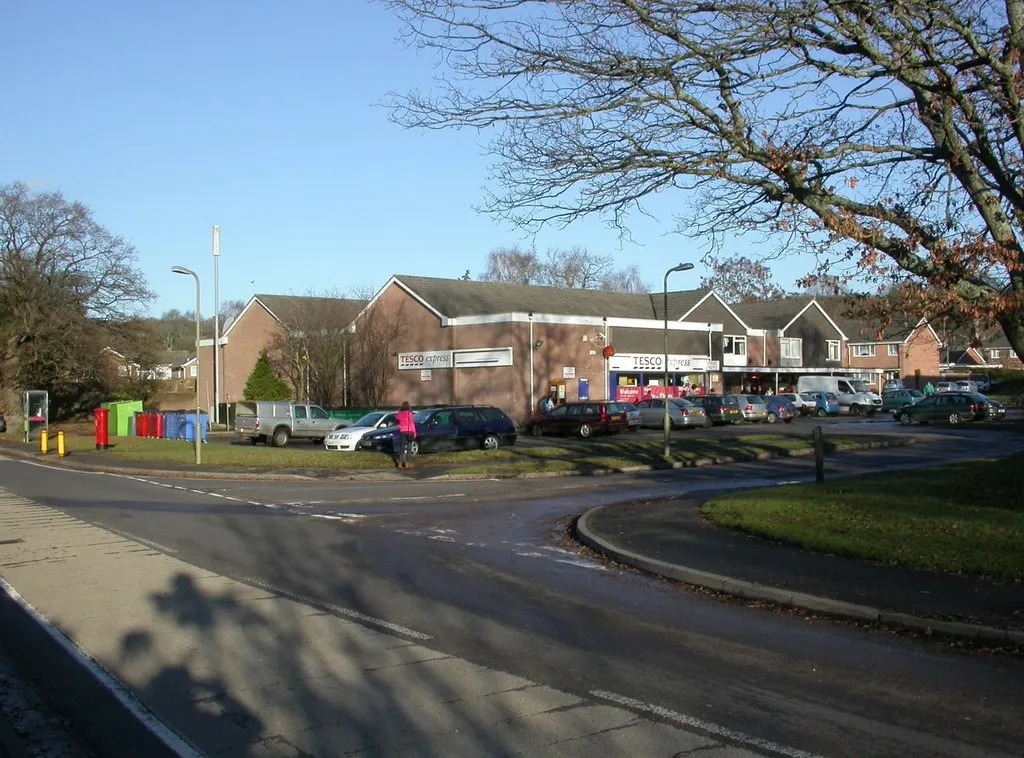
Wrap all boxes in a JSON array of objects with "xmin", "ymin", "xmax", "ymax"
[
  {"xmin": 480, "ymin": 245, "xmax": 649, "ymax": 292},
  {"xmin": 698, "ymin": 255, "xmax": 786, "ymax": 303},
  {"xmin": 0, "ymin": 182, "xmax": 153, "ymax": 417},
  {"xmin": 383, "ymin": 0, "xmax": 1024, "ymax": 361},
  {"xmin": 243, "ymin": 350, "xmax": 290, "ymax": 401}
]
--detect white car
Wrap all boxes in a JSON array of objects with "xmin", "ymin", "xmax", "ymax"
[
  {"xmin": 324, "ymin": 411, "xmax": 398, "ymax": 451},
  {"xmin": 955, "ymin": 379, "xmax": 979, "ymax": 393},
  {"xmin": 778, "ymin": 392, "xmax": 816, "ymax": 415},
  {"xmin": 935, "ymin": 381, "xmax": 956, "ymax": 393}
]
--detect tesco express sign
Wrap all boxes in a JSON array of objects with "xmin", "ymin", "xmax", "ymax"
[{"xmin": 398, "ymin": 350, "xmax": 453, "ymax": 370}]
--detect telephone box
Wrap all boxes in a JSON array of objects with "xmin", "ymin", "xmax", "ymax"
[{"xmin": 22, "ymin": 390, "xmax": 48, "ymax": 442}]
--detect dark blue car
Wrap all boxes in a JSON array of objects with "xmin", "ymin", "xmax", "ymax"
[
  {"xmin": 362, "ymin": 405, "xmax": 517, "ymax": 457},
  {"xmin": 765, "ymin": 396, "xmax": 797, "ymax": 423}
]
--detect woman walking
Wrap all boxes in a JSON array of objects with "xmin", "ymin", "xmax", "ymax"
[{"xmin": 395, "ymin": 401, "xmax": 418, "ymax": 470}]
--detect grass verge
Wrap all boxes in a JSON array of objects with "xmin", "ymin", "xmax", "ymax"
[
  {"xmin": 2, "ymin": 431, "xmax": 906, "ymax": 476},
  {"xmin": 701, "ymin": 454, "xmax": 1024, "ymax": 581}
]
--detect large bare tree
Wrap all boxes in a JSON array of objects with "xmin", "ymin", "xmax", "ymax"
[
  {"xmin": 383, "ymin": 0, "xmax": 1024, "ymax": 362},
  {"xmin": 348, "ymin": 298, "xmax": 408, "ymax": 408},
  {"xmin": 699, "ymin": 255, "xmax": 786, "ymax": 303},
  {"xmin": 266, "ymin": 290, "xmax": 365, "ymax": 408},
  {"xmin": 0, "ymin": 182, "xmax": 153, "ymax": 417},
  {"xmin": 480, "ymin": 245, "xmax": 649, "ymax": 292}
]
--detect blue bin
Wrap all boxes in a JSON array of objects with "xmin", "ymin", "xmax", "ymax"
[
  {"xmin": 163, "ymin": 412, "xmax": 181, "ymax": 440},
  {"xmin": 182, "ymin": 413, "xmax": 208, "ymax": 443}
]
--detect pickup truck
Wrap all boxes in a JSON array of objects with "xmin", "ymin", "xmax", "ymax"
[{"xmin": 235, "ymin": 401, "xmax": 349, "ymax": 447}]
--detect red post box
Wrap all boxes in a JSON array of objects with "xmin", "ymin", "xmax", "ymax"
[{"xmin": 94, "ymin": 408, "xmax": 109, "ymax": 450}]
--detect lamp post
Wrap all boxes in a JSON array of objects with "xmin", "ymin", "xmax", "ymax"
[
  {"xmin": 663, "ymin": 262, "xmax": 695, "ymax": 458},
  {"xmin": 212, "ymin": 226, "xmax": 220, "ymax": 427},
  {"xmin": 172, "ymin": 265, "xmax": 202, "ymax": 465}
]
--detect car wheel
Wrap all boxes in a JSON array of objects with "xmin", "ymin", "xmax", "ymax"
[
  {"xmin": 766, "ymin": 412, "xmax": 777, "ymax": 424},
  {"xmin": 271, "ymin": 427, "xmax": 289, "ymax": 447},
  {"xmin": 849, "ymin": 404, "xmax": 861, "ymax": 415},
  {"xmin": 578, "ymin": 423, "xmax": 593, "ymax": 438},
  {"xmin": 899, "ymin": 412, "xmax": 913, "ymax": 425},
  {"xmin": 482, "ymin": 434, "xmax": 500, "ymax": 450},
  {"xmin": 816, "ymin": 408, "xmax": 826, "ymax": 417},
  {"xmin": 531, "ymin": 423, "xmax": 544, "ymax": 437},
  {"xmin": 409, "ymin": 438, "xmax": 420, "ymax": 456},
  {"xmin": 948, "ymin": 412, "xmax": 961, "ymax": 425},
  {"xmin": 703, "ymin": 417, "xmax": 713, "ymax": 428}
]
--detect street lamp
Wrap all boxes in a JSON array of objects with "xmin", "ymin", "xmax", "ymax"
[
  {"xmin": 172, "ymin": 265, "xmax": 202, "ymax": 465},
  {"xmin": 663, "ymin": 262, "xmax": 695, "ymax": 458}
]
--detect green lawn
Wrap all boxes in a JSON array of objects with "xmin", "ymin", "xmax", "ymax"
[{"xmin": 702, "ymin": 454, "xmax": 1024, "ymax": 581}]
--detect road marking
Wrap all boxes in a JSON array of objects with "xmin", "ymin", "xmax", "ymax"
[
  {"xmin": 0, "ymin": 575, "xmax": 205, "ymax": 758},
  {"xmin": 590, "ymin": 690, "xmax": 822, "ymax": 758}
]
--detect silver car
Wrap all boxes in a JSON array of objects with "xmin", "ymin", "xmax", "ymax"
[
  {"xmin": 778, "ymin": 392, "xmax": 815, "ymax": 415},
  {"xmin": 733, "ymin": 394, "xmax": 769, "ymax": 423},
  {"xmin": 635, "ymin": 397, "xmax": 709, "ymax": 429}
]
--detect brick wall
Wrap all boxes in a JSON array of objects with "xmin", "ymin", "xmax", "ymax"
[{"xmin": 900, "ymin": 326, "xmax": 942, "ymax": 388}]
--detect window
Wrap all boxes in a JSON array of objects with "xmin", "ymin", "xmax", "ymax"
[
  {"xmin": 989, "ymin": 349, "xmax": 1001, "ymax": 359},
  {"xmin": 853, "ymin": 344, "xmax": 875, "ymax": 357},
  {"xmin": 827, "ymin": 340, "xmax": 840, "ymax": 361},
  {"xmin": 722, "ymin": 335, "xmax": 747, "ymax": 355},
  {"xmin": 780, "ymin": 338, "xmax": 802, "ymax": 359},
  {"xmin": 189, "ymin": 365, "xmax": 198, "ymax": 377},
  {"xmin": 887, "ymin": 344, "xmax": 899, "ymax": 356},
  {"xmin": 293, "ymin": 406, "xmax": 307, "ymax": 419},
  {"xmin": 310, "ymin": 406, "xmax": 329, "ymax": 419}
]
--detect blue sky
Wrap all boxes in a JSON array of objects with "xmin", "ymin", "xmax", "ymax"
[{"xmin": 3, "ymin": 0, "xmax": 808, "ymax": 318}]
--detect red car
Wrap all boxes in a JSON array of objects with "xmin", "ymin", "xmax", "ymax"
[{"xmin": 530, "ymin": 401, "xmax": 629, "ymax": 438}]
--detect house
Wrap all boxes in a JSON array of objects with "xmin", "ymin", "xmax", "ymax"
[
  {"xmin": 727, "ymin": 298, "xmax": 846, "ymax": 392},
  {"xmin": 354, "ymin": 275, "xmax": 724, "ymax": 418},
  {"xmin": 103, "ymin": 348, "xmax": 194, "ymax": 382},
  {"xmin": 194, "ymin": 294, "xmax": 364, "ymax": 416},
  {"xmin": 948, "ymin": 329, "xmax": 1023, "ymax": 372}
]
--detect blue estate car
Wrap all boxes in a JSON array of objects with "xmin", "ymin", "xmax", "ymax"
[
  {"xmin": 362, "ymin": 405, "xmax": 517, "ymax": 457},
  {"xmin": 801, "ymin": 391, "xmax": 840, "ymax": 417}
]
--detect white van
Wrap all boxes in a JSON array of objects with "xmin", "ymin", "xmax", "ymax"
[{"xmin": 796, "ymin": 376, "xmax": 883, "ymax": 415}]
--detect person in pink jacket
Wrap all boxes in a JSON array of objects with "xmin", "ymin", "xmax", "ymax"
[{"xmin": 395, "ymin": 401, "xmax": 417, "ymax": 469}]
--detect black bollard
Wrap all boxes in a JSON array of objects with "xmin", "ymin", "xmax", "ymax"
[{"xmin": 813, "ymin": 425, "xmax": 825, "ymax": 483}]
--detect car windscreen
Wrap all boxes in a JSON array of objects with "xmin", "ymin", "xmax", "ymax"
[
  {"xmin": 849, "ymin": 380, "xmax": 871, "ymax": 393},
  {"xmin": 354, "ymin": 412, "xmax": 388, "ymax": 427}
]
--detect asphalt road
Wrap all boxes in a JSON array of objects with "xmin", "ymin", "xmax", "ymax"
[{"xmin": 2, "ymin": 422, "xmax": 1023, "ymax": 757}]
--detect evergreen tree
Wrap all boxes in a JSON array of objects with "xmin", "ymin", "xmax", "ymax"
[{"xmin": 243, "ymin": 350, "xmax": 290, "ymax": 401}]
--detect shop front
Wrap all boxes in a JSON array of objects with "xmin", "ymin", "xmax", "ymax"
[{"xmin": 608, "ymin": 353, "xmax": 722, "ymax": 402}]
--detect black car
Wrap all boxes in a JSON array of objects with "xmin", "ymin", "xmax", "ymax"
[
  {"xmin": 693, "ymin": 395, "xmax": 743, "ymax": 425},
  {"xmin": 895, "ymin": 392, "xmax": 989, "ymax": 425},
  {"xmin": 362, "ymin": 405, "xmax": 517, "ymax": 456}
]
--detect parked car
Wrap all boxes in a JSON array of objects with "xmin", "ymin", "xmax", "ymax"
[
  {"xmin": 803, "ymin": 391, "xmax": 841, "ymax": 417},
  {"xmin": 954, "ymin": 379, "xmax": 979, "ymax": 393},
  {"xmin": 881, "ymin": 389, "xmax": 924, "ymax": 412},
  {"xmin": 765, "ymin": 396, "xmax": 797, "ymax": 423},
  {"xmin": 895, "ymin": 392, "xmax": 989, "ymax": 425},
  {"xmin": 618, "ymin": 401, "xmax": 642, "ymax": 432},
  {"xmin": 796, "ymin": 375, "xmax": 882, "ymax": 415},
  {"xmin": 530, "ymin": 401, "xmax": 629, "ymax": 437},
  {"xmin": 968, "ymin": 373, "xmax": 992, "ymax": 392},
  {"xmin": 882, "ymin": 379, "xmax": 904, "ymax": 393},
  {"xmin": 935, "ymin": 381, "xmax": 956, "ymax": 393},
  {"xmin": 983, "ymin": 397, "xmax": 1007, "ymax": 421},
  {"xmin": 363, "ymin": 405, "xmax": 517, "ymax": 456},
  {"xmin": 635, "ymin": 398, "xmax": 709, "ymax": 429},
  {"xmin": 734, "ymin": 394, "xmax": 769, "ymax": 423},
  {"xmin": 235, "ymin": 401, "xmax": 350, "ymax": 447},
  {"xmin": 693, "ymin": 395, "xmax": 743, "ymax": 425},
  {"xmin": 324, "ymin": 410, "xmax": 398, "ymax": 451},
  {"xmin": 778, "ymin": 392, "xmax": 816, "ymax": 415}
]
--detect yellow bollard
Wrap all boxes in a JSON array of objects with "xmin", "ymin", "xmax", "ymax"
[
  {"xmin": 39, "ymin": 428, "xmax": 49, "ymax": 455},
  {"xmin": 57, "ymin": 430, "xmax": 66, "ymax": 458}
]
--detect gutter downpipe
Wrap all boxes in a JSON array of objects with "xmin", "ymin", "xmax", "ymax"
[{"xmin": 529, "ymin": 313, "xmax": 535, "ymax": 414}]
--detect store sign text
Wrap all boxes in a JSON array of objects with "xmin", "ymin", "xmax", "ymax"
[
  {"xmin": 608, "ymin": 353, "xmax": 719, "ymax": 372},
  {"xmin": 398, "ymin": 350, "xmax": 453, "ymax": 370}
]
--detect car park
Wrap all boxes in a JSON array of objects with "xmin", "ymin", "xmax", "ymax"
[
  {"xmin": 895, "ymin": 392, "xmax": 989, "ymax": 425},
  {"xmin": 803, "ymin": 391, "xmax": 841, "ymax": 417},
  {"xmin": 324, "ymin": 410, "xmax": 398, "ymax": 451},
  {"xmin": 778, "ymin": 392, "xmax": 816, "ymax": 415},
  {"xmin": 618, "ymin": 401, "xmax": 642, "ymax": 432},
  {"xmin": 735, "ymin": 394, "xmax": 769, "ymax": 423},
  {"xmin": 635, "ymin": 398, "xmax": 710, "ymax": 429},
  {"xmin": 765, "ymin": 396, "xmax": 797, "ymax": 423},
  {"xmin": 693, "ymin": 394, "xmax": 743, "ymax": 425},
  {"xmin": 362, "ymin": 405, "xmax": 517, "ymax": 456},
  {"xmin": 881, "ymin": 389, "xmax": 924, "ymax": 412},
  {"xmin": 530, "ymin": 401, "xmax": 629, "ymax": 437}
]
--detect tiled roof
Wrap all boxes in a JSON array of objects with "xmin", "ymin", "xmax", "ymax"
[
  {"xmin": 393, "ymin": 275, "xmax": 707, "ymax": 321},
  {"xmin": 254, "ymin": 294, "xmax": 365, "ymax": 326},
  {"xmin": 156, "ymin": 350, "xmax": 192, "ymax": 367},
  {"xmin": 807, "ymin": 296, "xmax": 924, "ymax": 342},
  {"xmin": 729, "ymin": 297, "xmax": 816, "ymax": 330}
]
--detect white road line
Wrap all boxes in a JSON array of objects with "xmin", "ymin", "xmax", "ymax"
[
  {"xmin": 590, "ymin": 690, "xmax": 823, "ymax": 758},
  {"xmin": 0, "ymin": 576, "xmax": 204, "ymax": 758}
]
